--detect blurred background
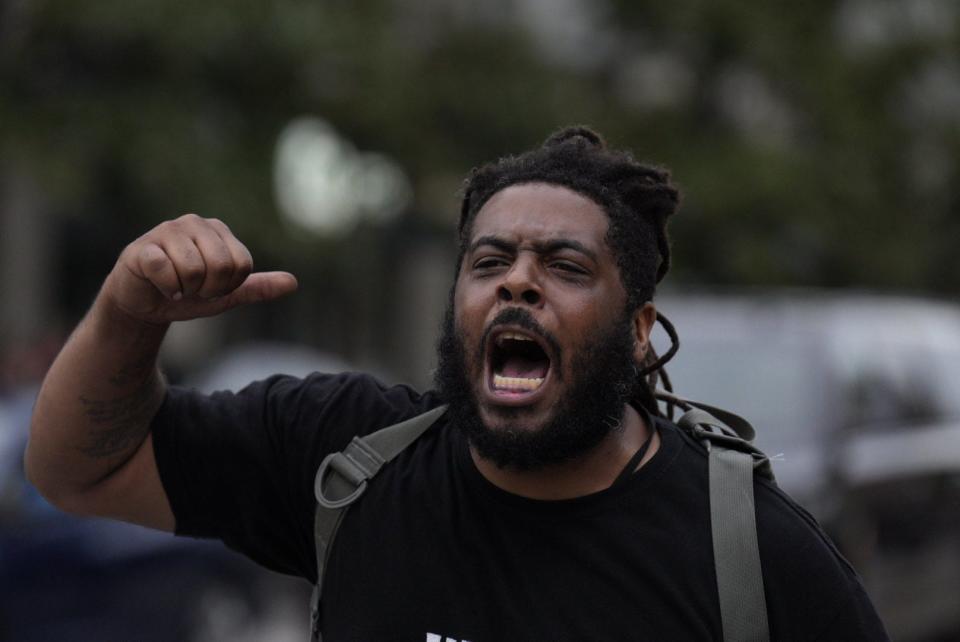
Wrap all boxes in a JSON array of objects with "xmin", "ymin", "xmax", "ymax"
[{"xmin": 1, "ymin": 0, "xmax": 959, "ymax": 640}]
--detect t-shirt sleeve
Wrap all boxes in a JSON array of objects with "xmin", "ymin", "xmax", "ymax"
[
  {"xmin": 150, "ymin": 371, "xmax": 438, "ymax": 582},
  {"xmin": 756, "ymin": 481, "xmax": 891, "ymax": 641}
]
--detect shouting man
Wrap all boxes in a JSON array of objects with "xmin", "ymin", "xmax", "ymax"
[{"xmin": 26, "ymin": 127, "xmax": 888, "ymax": 640}]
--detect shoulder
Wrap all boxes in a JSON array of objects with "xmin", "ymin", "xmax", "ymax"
[
  {"xmin": 658, "ymin": 417, "xmax": 888, "ymax": 639},
  {"xmin": 156, "ymin": 371, "xmax": 445, "ymax": 473},
  {"xmin": 754, "ymin": 480, "xmax": 888, "ymax": 638},
  {"xmin": 273, "ymin": 371, "xmax": 444, "ymax": 439},
  {"xmin": 151, "ymin": 370, "xmax": 446, "ymax": 577},
  {"xmin": 662, "ymin": 415, "xmax": 862, "ymax": 582}
]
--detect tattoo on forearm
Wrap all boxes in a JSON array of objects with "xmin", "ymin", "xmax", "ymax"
[{"xmin": 78, "ymin": 376, "xmax": 159, "ymax": 459}]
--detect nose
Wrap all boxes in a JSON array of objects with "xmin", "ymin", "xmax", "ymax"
[{"xmin": 497, "ymin": 255, "xmax": 542, "ymax": 306}]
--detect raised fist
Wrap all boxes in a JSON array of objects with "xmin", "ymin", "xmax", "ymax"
[{"xmin": 101, "ymin": 213, "xmax": 298, "ymax": 325}]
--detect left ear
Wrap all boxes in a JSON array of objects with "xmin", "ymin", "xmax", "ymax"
[{"xmin": 632, "ymin": 302, "xmax": 657, "ymax": 364}]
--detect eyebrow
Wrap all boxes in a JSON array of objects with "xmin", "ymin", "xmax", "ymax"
[{"xmin": 469, "ymin": 235, "xmax": 598, "ymax": 262}]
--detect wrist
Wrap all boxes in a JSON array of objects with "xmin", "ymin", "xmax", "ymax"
[{"xmin": 88, "ymin": 290, "xmax": 170, "ymax": 351}]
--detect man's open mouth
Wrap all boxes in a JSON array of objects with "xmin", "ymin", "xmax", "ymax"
[{"xmin": 486, "ymin": 329, "xmax": 553, "ymax": 398}]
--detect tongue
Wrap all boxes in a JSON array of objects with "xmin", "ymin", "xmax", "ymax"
[{"xmin": 499, "ymin": 355, "xmax": 549, "ymax": 379}]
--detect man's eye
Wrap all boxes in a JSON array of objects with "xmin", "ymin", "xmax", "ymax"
[
  {"xmin": 551, "ymin": 261, "xmax": 587, "ymax": 275},
  {"xmin": 473, "ymin": 257, "xmax": 508, "ymax": 270}
]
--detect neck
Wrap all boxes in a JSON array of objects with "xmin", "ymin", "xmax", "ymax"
[{"xmin": 469, "ymin": 404, "xmax": 659, "ymax": 500}]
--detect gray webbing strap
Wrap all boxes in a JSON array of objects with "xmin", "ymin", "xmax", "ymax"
[
  {"xmin": 710, "ymin": 445, "xmax": 770, "ymax": 642},
  {"xmin": 309, "ymin": 404, "xmax": 448, "ymax": 641},
  {"xmin": 679, "ymin": 408, "xmax": 771, "ymax": 642}
]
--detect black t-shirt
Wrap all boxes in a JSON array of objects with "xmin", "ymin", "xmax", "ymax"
[{"xmin": 151, "ymin": 372, "xmax": 889, "ymax": 641}]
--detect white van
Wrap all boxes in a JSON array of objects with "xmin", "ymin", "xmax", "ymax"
[{"xmin": 654, "ymin": 290, "xmax": 960, "ymax": 642}]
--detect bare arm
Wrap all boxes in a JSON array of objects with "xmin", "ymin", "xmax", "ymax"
[{"xmin": 24, "ymin": 214, "xmax": 297, "ymax": 531}]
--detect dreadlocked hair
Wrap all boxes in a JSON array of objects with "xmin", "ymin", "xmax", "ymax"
[{"xmin": 456, "ymin": 125, "xmax": 682, "ymax": 418}]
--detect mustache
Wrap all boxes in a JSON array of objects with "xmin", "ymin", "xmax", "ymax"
[{"xmin": 479, "ymin": 307, "xmax": 562, "ymax": 362}]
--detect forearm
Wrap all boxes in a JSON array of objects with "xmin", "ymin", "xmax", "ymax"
[
  {"xmin": 25, "ymin": 214, "xmax": 295, "ymax": 529},
  {"xmin": 25, "ymin": 294, "xmax": 169, "ymax": 506}
]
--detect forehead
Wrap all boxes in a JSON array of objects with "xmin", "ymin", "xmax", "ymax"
[{"xmin": 469, "ymin": 182, "xmax": 611, "ymax": 249}]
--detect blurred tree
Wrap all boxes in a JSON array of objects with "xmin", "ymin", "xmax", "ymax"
[{"xmin": 1, "ymin": 0, "xmax": 958, "ymax": 371}]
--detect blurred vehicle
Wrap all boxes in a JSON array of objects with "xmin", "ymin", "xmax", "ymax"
[
  {"xmin": 0, "ymin": 502, "xmax": 274, "ymax": 642},
  {"xmin": 0, "ymin": 387, "xmax": 265, "ymax": 641},
  {"xmin": 0, "ymin": 340, "xmax": 352, "ymax": 642},
  {"xmin": 654, "ymin": 290, "xmax": 960, "ymax": 642}
]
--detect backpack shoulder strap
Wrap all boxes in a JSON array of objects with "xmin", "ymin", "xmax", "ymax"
[
  {"xmin": 661, "ymin": 391, "xmax": 775, "ymax": 482},
  {"xmin": 309, "ymin": 404, "xmax": 448, "ymax": 641},
  {"xmin": 677, "ymin": 406, "xmax": 771, "ymax": 642}
]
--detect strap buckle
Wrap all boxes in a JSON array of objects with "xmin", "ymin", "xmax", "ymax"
[{"xmin": 315, "ymin": 451, "xmax": 369, "ymax": 509}]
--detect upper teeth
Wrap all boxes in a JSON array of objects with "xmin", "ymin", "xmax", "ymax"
[{"xmin": 498, "ymin": 332, "xmax": 533, "ymax": 345}]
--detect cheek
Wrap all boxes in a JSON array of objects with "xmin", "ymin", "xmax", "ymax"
[
  {"xmin": 453, "ymin": 280, "xmax": 489, "ymax": 330},
  {"xmin": 451, "ymin": 297, "xmax": 480, "ymax": 350},
  {"xmin": 453, "ymin": 302, "xmax": 493, "ymax": 379}
]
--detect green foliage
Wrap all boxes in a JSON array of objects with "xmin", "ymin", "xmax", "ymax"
[{"xmin": 3, "ymin": 0, "xmax": 958, "ymax": 298}]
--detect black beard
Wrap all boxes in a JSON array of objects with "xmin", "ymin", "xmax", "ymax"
[{"xmin": 435, "ymin": 302, "xmax": 639, "ymax": 471}]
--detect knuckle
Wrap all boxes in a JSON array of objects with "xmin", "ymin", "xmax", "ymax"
[
  {"xmin": 143, "ymin": 252, "xmax": 169, "ymax": 274},
  {"xmin": 138, "ymin": 245, "xmax": 167, "ymax": 269},
  {"xmin": 161, "ymin": 219, "xmax": 185, "ymax": 237},
  {"xmin": 236, "ymin": 256, "xmax": 253, "ymax": 276},
  {"xmin": 179, "ymin": 262, "xmax": 206, "ymax": 284},
  {"xmin": 209, "ymin": 256, "xmax": 235, "ymax": 279}
]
